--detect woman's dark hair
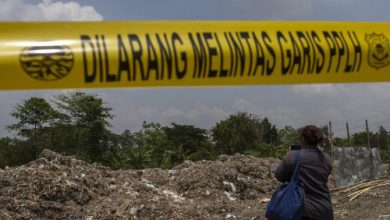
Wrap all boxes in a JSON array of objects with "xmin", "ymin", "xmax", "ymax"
[{"xmin": 300, "ymin": 125, "xmax": 323, "ymax": 146}]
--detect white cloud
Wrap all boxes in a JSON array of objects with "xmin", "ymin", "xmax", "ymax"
[
  {"xmin": 0, "ymin": 0, "xmax": 103, "ymax": 21},
  {"xmin": 290, "ymin": 83, "xmax": 390, "ymax": 101},
  {"xmin": 229, "ymin": 0, "xmax": 313, "ymax": 19},
  {"xmin": 290, "ymin": 84, "xmax": 347, "ymax": 96},
  {"xmin": 232, "ymin": 98, "xmax": 302, "ymax": 127},
  {"xmin": 232, "ymin": 98, "xmax": 255, "ymax": 113},
  {"xmin": 110, "ymin": 102, "xmax": 229, "ymax": 133},
  {"xmin": 156, "ymin": 104, "xmax": 228, "ymax": 128},
  {"xmin": 289, "ymin": 83, "xmax": 390, "ymax": 135},
  {"xmin": 38, "ymin": 0, "xmax": 103, "ymax": 21},
  {"xmin": 107, "ymin": 82, "xmax": 390, "ymax": 136}
]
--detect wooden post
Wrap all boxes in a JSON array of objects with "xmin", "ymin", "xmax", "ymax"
[
  {"xmin": 387, "ymin": 134, "xmax": 390, "ymax": 156},
  {"xmin": 329, "ymin": 121, "xmax": 334, "ymax": 153},
  {"xmin": 366, "ymin": 120, "xmax": 370, "ymax": 147},
  {"xmin": 387, "ymin": 133, "xmax": 390, "ymax": 172},
  {"xmin": 346, "ymin": 122, "xmax": 350, "ymax": 146},
  {"xmin": 328, "ymin": 121, "xmax": 336, "ymax": 185}
]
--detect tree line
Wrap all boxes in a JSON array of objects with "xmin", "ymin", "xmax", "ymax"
[{"xmin": 0, "ymin": 91, "xmax": 389, "ymax": 169}]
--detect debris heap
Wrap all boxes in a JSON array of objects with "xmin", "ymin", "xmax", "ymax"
[
  {"xmin": 1, "ymin": 150, "xmax": 389, "ymax": 219},
  {"xmin": 0, "ymin": 150, "xmax": 280, "ymax": 219}
]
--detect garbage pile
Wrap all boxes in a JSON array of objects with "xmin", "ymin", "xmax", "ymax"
[{"xmin": 0, "ymin": 150, "xmax": 281, "ymax": 219}]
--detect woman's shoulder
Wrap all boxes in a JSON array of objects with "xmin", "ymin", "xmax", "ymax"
[
  {"xmin": 301, "ymin": 148, "xmax": 332, "ymax": 164},
  {"xmin": 283, "ymin": 150, "xmax": 300, "ymax": 165}
]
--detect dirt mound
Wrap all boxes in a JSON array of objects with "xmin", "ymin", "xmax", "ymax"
[
  {"xmin": 0, "ymin": 150, "xmax": 389, "ymax": 219},
  {"xmin": 0, "ymin": 150, "xmax": 280, "ymax": 219},
  {"xmin": 0, "ymin": 150, "xmax": 113, "ymax": 219}
]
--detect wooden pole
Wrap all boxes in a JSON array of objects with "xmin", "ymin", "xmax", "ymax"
[
  {"xmin": 329, "ymin": 121, "xmax": 336, "ymax": 185},
  {"xmin": 387, "ymin": 133, "xmax": 390, "ymax": 172},
  {"xmin": 329, "ymin": 121, "xmax": 334, "ymax": 152},
  {"xmin": 387, "ymin": 133, "xmax": 390, "ymax": 155},
  {"xmin": 366, "ymin": 120, "xmax": 370, "ymax": 147},
  {"xmin": 346, "ymin": 122, "xmax": 350, "ymax": 146}
]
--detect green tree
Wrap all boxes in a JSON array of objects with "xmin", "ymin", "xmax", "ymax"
[
  {"xmin": 129, "ymin": 127, "xmax": 155, "ymax": 169},
  {"xmin": 0, "ymin": 137, "xmax": 35, "ymax": 168},
  {"xmin": 119, "ymin": 129, "xmax": 135, "ymax": 149},
  {"xmin": 212, "ymin": 112, "xmax": 276, "ymax": 155},
  {"xmin": 54, "ymin": 92, "xmax": 113, "ymax": 162},
  {"xmin": 333, "ymin": 137, "xmax": 349, "ymax": 147},
  {"xmin": 163, "ymin": 123, "xmax": 210, "ymax": 157},
  {"xmin": 260, "ymin": 118, "xmax": 278, "ymax": 144},
  {"xmin": 377, "ymin": 126, "xmax": 388, "ymax": 150},
  {"xmin": 374, "ymin": 126, "xmax": 389, "ymax": 161},
  {"xmin": 162, "ymin": 123, "xmax": 213, "ymax": 166},
  {"xmin": 125, "ymin": 122, "xmax": 213, "ymax": 169},
  {"xmin": 0, "ymin": 137, "xmax": 14, "ymax": 168},
  {"xmin": 130, "ymin": 122, "xmax": 171, "ymax": 168},
  {"xmin": 277, "ymin": 125, "xmax": 297, "ymax": 145},
  {"xmin": 352, "ymin": 131, "xmax": 374, "ymax": 147},
  {"xmin": 7, "ymin": 97, "xmax": 58, "ymax": 158}
]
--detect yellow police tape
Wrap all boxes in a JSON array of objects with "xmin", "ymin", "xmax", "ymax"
[{"xmin": 0, "ymin": 21, "xmax": 390, "ymax": 90}]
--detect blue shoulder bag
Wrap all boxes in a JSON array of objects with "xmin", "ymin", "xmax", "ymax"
[{"xmin": 265, "ymin": 150, "xmax": 304, "ymax": 220}]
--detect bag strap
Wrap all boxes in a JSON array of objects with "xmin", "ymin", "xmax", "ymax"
[{"xmin": 291, "ymin": 150, "xmax": 301, "ymax": 182}]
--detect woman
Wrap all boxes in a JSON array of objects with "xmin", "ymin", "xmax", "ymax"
[{"xmin": 274, "ymin": 125, "xmax": 333, "ymax": 220}]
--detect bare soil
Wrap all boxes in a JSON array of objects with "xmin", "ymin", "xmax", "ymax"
[{"xmin": 0, "ymin": 150, "xmax": 389, "ymax": 219}]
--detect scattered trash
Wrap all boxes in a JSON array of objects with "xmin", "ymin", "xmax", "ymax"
[
  {"xmin": 225, "ymin": 213, "xmax": 237, "ymax": 219},
  {"xmin": 162, "ymin": 190, "xmax": 185, "ymax": 203},
  {"xmin": 223, "ymin": 181, "xmax": 237, "ymax": 193},
  {"xmin": 378, "ymin": 214, "xmax": 390, "ymax": 220},
  {"xmin": 260, "ymin": 198, "xmax": 271, "ymax": 204},
  {"xmin": 116, "ymin": 199, "xmax": 131, "ymax": 216},
  {"xmin": 224, "ymin": 191, "xmax": 237, "ymax": 201},
  {"xmin": 0, "ymin": 149, "xmax": 388, "ymax": 219}
]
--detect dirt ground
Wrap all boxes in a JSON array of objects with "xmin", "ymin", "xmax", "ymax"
[
  {"xmin": 330, "ymin": 164, "xmax": 390, "ymax": 220},
  {"xmin": 0, "ymin": 150, "xmax": 389, "ymax": 219}
]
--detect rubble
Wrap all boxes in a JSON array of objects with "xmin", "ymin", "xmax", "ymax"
[{"xmin": 0, "ymin": 149, "xmax": 389, "ymax": 219}]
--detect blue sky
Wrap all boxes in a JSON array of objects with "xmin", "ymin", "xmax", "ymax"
[
  {"xmin": 1, "ymin": 0, "xmax": 390, "ymax": 138},
  {"xmin": 49, "ymin": 0, "xmax": 390, "ymax": 21}
]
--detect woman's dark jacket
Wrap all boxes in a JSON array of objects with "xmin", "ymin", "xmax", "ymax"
[{"xmin": 274, "ymin": 147, "xmax": 334, "ymax": 220}]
